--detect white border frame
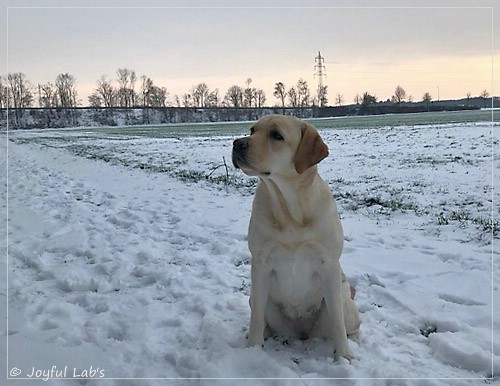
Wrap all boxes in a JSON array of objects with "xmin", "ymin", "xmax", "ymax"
[{"xmin": 4, "ymin": 4, "xmax": 496, "ymax": 382}]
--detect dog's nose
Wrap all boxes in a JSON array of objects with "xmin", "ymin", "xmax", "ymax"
[
  {"xmin": 232, "ymin": 138, "xmax": 250, "ymax": 169},
  {"xmin": 233, "ymin": 137, "xmax": 249, "ymax": 152}
]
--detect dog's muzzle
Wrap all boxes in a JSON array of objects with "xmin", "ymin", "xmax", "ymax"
[{"xmin": 232, "ymin": 137, "xmax": 250, "ymax": 169}]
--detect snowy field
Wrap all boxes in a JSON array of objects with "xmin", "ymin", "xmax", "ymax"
[{"xmin": 1, "ymin": 114, "xmax": 499, "ymax": 385}]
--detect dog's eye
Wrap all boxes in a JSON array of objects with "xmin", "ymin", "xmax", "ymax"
[
  {"xmin": 250, "ymin": 127, "xmax": 255, "ymax": 135},
  {"xmin": 270, "ymin": 130, "xmax": 284, "ymax": 141}
]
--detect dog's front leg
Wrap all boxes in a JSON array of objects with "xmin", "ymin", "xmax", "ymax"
[
  {"xmin": 321, "ymin": 259, "xmax": 354, "ymax": 361},
  {"xmin": 247, "ymin": 261, "xmax": 272, "ymax": 347}
]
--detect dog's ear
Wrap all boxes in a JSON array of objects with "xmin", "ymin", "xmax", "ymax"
[{"xmin": 294, "ymin": 123, "xmax": 329, "ymax": 174}]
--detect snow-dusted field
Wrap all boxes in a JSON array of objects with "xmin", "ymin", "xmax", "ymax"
[{"xmin": 1, "ymin": 118, "xmax": 499, "ymax": 385}]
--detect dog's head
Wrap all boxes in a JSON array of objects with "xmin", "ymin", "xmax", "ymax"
[{"xmin": 232, "ymin": 114, "xmax": 328, "ymax": 177}]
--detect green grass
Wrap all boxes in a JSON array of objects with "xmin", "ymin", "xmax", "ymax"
[
  {"xmin": 306, "ymin": 109, "xmax": 494, "ymax": 130},
  {"xmin": 44, "ymin": 109, "xmax": 495, "ymax": 139}
]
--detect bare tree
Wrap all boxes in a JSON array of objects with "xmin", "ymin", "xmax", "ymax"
[
  {"xmin": 7, "ymin": 72, "xmax": 34, "ymax": 125},
  {"xmin": 147, "ymin": 86, "xmax": 168, "ymax": 107},
  {"xmin": 55, "ymin": 73, "xmax": 78, "ymax": 108},
  {"xmin": 422, "ymin": 92, "xmax": 432, "ymax": 110},
  {"xmin": 192, "ymin": 82, "xmax": 210, "ymax": 107},
  {"xmin": 480, "ymin": 89, "xmax": 490, "ymax": 108},
  {"xmin": 224, "ymin": 85, "xmax": 244, "ymax": 107},
  {"xmin": 54, "ymin": 73, "xmax": 78, "ymax": 124},
  {"xmin": 360, "ymin": 92, "xmax": 377, "ymax": 113},
  {"xmin": 335, "ymin": 93, "xmax": 344, "ymax": 107},
  {"xmin": 92, "ymin": 76, "xmax": 115, "ymax": 108},
  {"xmin": 116, "ymin": 68, "xmax": 137, "ymax": 107},
  {"xmin": 287, "ymin": 86, "xmax": 298, "ymax": 108},
  {"xmin": 354, "ymin": 93, "xmax": 361, "ymax": 105},
  {"xmin": 243, "ymin": 78, "xmax": 256, "ymax": 107},
  {"xmin": 273, "ymin": 82, "xmax": 286, "ymax": 110},
  {"xmin": 174, "ymin": 95, "xmax": 181, "ymax": 107},
  {"xmin": 140, "ymin": 75, "xmax": 153, "ymax": 107},
  {"xmin": 0, "ymin": 76, "xmax": 8, "ymax": 109},
  {"xmin": 207, "ymin": 89, "xmax": 219, "ymax": 107},
  {"xmin": 88, "ymin": 93, "xmax": 102, "ymax": 108},
  {"xmin": 129, "ymin": 71, "xmax": 137, "ymax": 106},
  {"xmin": 318, "ymin": 85, "xmax": 328, "ymax": 107},
  {"xmin": 255, "ymin": 89, "xmax": 266, "ymax": 108},
  {"xmin": 392, "ymin": 85, "xmax": 406, "ymax": 105},
  {"xmin": 182, "ymin": 93, "xmax": 194, "ymax": 107},
  {"xmin": 466, "ymin": 92, "xmax": 472, "ymax": 99},
  {"xmin": 296, "ymin": 78, "xmax": 310, "ymax": 108},
  {"xmin": 7, "ymin": 72, "xmax": 34, "ymax": 109},
  {"xmin": 38, "ymin": 82, "xmax": 57, "ymax": 108}
]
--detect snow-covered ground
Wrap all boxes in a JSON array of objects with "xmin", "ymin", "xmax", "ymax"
[{"xmin": 1, "ymin": 121, "xmax": 499, "ymax": 385}]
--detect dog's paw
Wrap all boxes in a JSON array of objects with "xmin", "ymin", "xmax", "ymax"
[
  {"xmin": 247, "ymin": 334, "xmax": 264, "ymax": 348},
  {"xmin": 333, "ymin": 346, "xmax": 355, "ymax": 363}
]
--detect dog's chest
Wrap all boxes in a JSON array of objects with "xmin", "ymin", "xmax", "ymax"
[{"xmin": 268, "ymin": 241, "xmax": 325, "ymax": 306}]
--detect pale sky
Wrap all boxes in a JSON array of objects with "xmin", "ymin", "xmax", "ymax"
[{"xmin": 2, "ymin": 0, "xmax": 499, "ymax": 106}]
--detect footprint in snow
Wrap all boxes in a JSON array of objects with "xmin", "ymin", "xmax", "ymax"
[{"xmin": 438, "ymin": 293, "xmax": 486, "ymax": 306}]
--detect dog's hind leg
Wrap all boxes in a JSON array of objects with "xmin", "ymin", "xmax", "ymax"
[{"xmin": 342, "ymin": 274, "xmax": 361, "ymax": 340}]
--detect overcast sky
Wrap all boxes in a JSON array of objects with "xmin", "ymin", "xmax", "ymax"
[{"xmin": 2, "ymin": 0, "xmax": 498, "ymax": 106}]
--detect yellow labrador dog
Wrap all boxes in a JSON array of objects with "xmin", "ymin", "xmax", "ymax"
[{"xmin": 232, "ymin": 114, "xmax": 360, "ymax": 361}]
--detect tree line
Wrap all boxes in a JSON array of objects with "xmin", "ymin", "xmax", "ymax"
[
  {"xmin": 0, "ymin": 69, "xmax": 492, "ymax": 111},
  {"xmin": 351, "ymin": 85, "xmax": 491, "ymax": 111}
]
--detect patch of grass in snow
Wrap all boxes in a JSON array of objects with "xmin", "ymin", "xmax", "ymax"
[
  {"xmin": 436, "ymin": 210, "xmax": 499, "ymax": 234},
  {"xmin": 335, "ymin": 185, "xmax": 497, "ymax": 241},
  {"xmin": 419, "ymin": 323, "xmax": 438, "ymax": 337},
  {"xmin": 234, "ymin": 280, "xmax": 250, "ymax": 296},
  {"xmin": 436, "ymin": 210, "xmax": 473, "ymax": 227},
  {"xmin": 435, "ymin": 210, "xmax": 499, "ymax": 242},
  {"xmin": 334, "ymin": 189, "xmax": 419, "ymax": 215}
]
